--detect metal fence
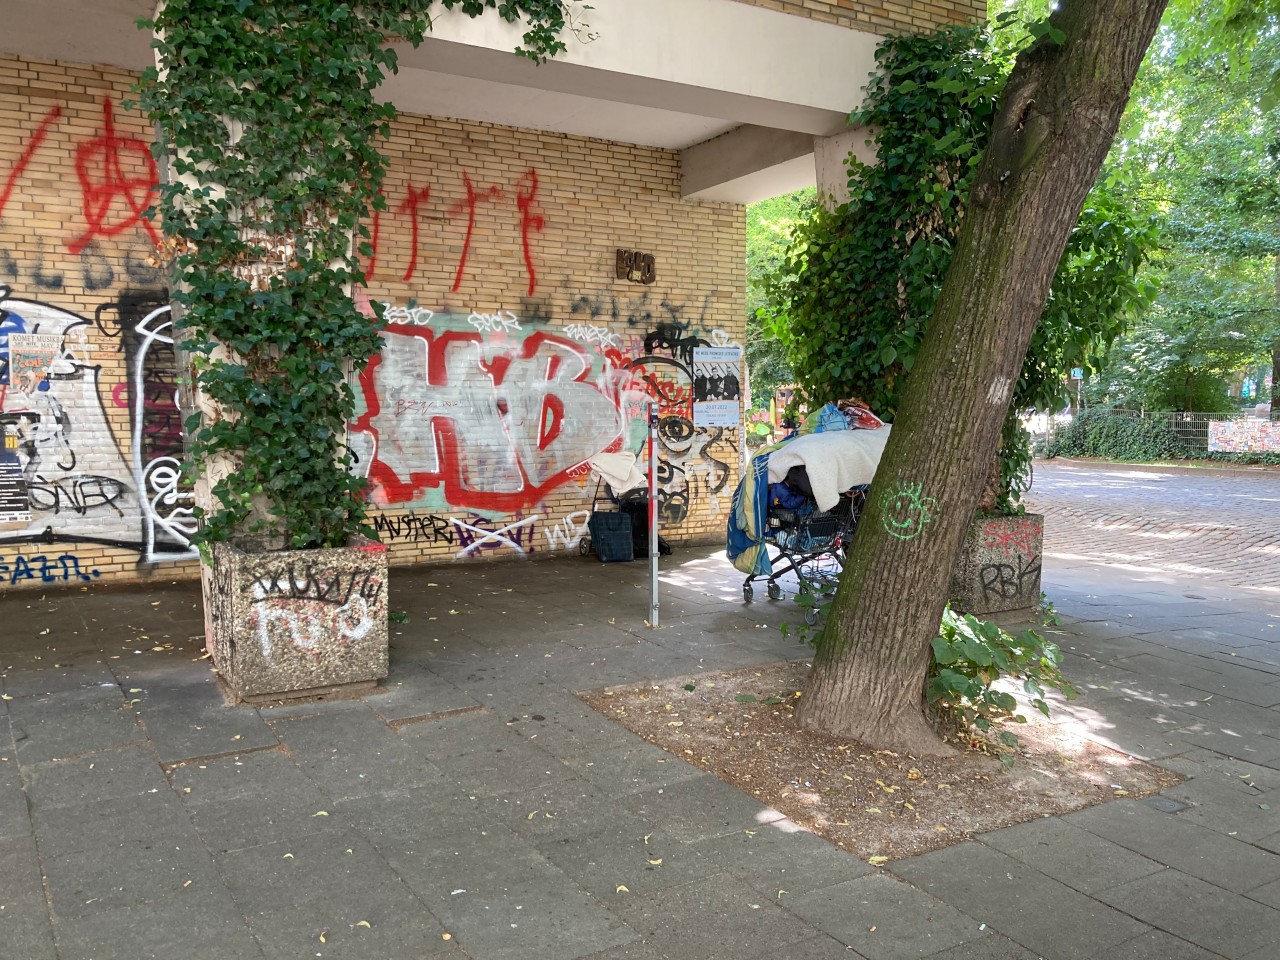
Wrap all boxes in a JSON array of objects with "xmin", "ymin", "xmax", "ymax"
[{"xmin": 1030, "ymin": 408, "xmax": 1278, "ymax": 455}]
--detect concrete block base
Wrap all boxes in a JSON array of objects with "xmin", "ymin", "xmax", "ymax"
[
  {"xmin": 207, "ymin": 537, "xmax": 389, "ymax": 700},
  {"xmin": 949, "ymin": 513, "xmax": 1043, "ymax": 615}
]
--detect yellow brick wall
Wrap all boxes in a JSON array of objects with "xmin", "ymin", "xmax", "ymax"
[
  {"xmin": 727, "ymin": 0, "xmax": 986, "ymax": 33},
  {"xmin": 0, "ymin": 53, "xmax": 747, "ymax": 592}
]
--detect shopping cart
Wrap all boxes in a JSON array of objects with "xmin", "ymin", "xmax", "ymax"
[{"xmin": 742, "ymin": 488, "xmax": 865, "ymax": 624}]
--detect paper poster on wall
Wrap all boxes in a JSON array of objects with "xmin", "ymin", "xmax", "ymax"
[
  {"xmin": 0, "ymin": 432, "xmax": 30, "ymax": 523},
  {"xmin": 7, "ymin": 333, "xmax": 65, "ymax": 393},
  {"xmin": 692, "ymin": 347, "xmax": 742, "ymax": 401},
  {"xmin": 692, "ymin": 346, "xmax": 742, "ymax": 427}
]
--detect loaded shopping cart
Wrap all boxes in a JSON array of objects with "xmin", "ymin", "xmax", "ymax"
[
  {"xmin": 741, "ymin": 488, "xmax": 865, "ymax": 623},
  {"xmin": 727, "ymin": 418, "xmax": 890, "ymax": 626}
]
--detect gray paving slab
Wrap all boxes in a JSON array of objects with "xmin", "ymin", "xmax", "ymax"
[
  {"xmin": 979, "ymin": 816, "xmax": 1166, "ymax": 894},
  {"xmin": 1096, "ymin": 869, "xmax": 1280, "ymax": 958},
  {"xmin": 686, "ymin": 819, "xmax": 872, "ymax": 897},
  {"xmin": 140, "ymin": 701, "xmax": 280, "ymax": 765},
  {"xmin": 0, "ymin": 900, "xmax": 58, "ymax": 960},
  {"xmin": 890, "ymin": 842, "xmax": 1151, "ymax": 960},
  {"xmin": 616, "ymin": 773, "xmax": 787, "ymax": 844},
  {"xmin": 786, "ymin": 873, "xmax": 986, "ymax": 959},
  {"xmin": 1155, "ymin": 771, "xmax": 1280, "ymax": 842},
  {"xmin": 923, "ymin": 937, "xmax": 1040, "ymax": 960},
  {"xmin": 1093, "ymin": 930, "xmax": 1223, "ymax": 960},
  {"xmin": 622, "ymin": 871, "xmax": 818, "ymax": 960},
  {"xmin": 22, "ymin": 742, "xmax": 168, "ymax": 812},
  {"xmin": 0, "ymin": 752, "xmax": 30, "ymax": 840},
  {"xmin": 1064, "ymin": 798, "xmax": 1280, "ymax": 893},
  {"xmin": 50, "ymin": 889, "xmax": 263, "ymax": 960},
  {"xmin": 266, "ymin": 703, "xmax": 449, "ymax": 799},
  {"xmin": 8, "ymin": 684, "xmax": 144, "ymax": 764}
]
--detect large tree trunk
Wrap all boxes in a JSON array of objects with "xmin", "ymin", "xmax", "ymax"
[{"xmin": 797, "ymin": 0, "xmax": 1169, "ymax": 752}]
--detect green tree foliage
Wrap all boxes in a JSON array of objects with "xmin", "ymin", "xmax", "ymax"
[
  {"xmin": 764, "ymin": 22, "xmax": 1158, "ymax": 510},
  {"xmin": 1087, "ymin": 19, "xmax": 1280, "ymax": 412},
  {"xmin": 136, "ymin": 1, "xmax": 566, "ymax": 550},
  {"xmin": 745, "ymin": 190, "xmax": 813, "ymax": 406}
]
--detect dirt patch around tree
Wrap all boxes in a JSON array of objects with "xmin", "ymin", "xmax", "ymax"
[{"xmin": 579, "ymin": 660, "xmax": 1180, "ymax": 862}]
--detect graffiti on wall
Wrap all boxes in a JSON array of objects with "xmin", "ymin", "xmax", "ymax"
[
  {"xmin": 0, "ymin": 286, "xmax": 196, "ymax": 565},
  {"xmin": 353, "ymin": 299, "xmax": 741, "ymax": 534}
]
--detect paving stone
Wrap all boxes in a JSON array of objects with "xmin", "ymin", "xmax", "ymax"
[
  {"xmin": 0, "ymin": 754, "xmax": 30, "ymax": 840},
  {"xmin": 616, "ymin": 774, "xmax": 787, "ymax": 844},
  {"xmin": 890, "ymin": 842, "xmax": 1149, "ymax": 960},
  {"xmin": 979, "ymin": 817, "xmax": 1165, "ymax": 894},
  {"xmin": 245, "ymin": 880, "xmax": 460, "ymax": 960},
  {"xmin": 266, "ymin": 705, "xmax": 448, "ymax": 799},
  {"xmin": 1248, "ymin": 876, "xmax": 1280, "ymax": 910},
  {"xmin": 0, "ymin": 834, "xmax": 45, "ymax": 908},
  {"xmin": 22, "ymin": 743, "xmax": 168, "ymax": 812},
  {"xmin": 0, "ymin": 899, "xmax": 58, "ymax": 960},
  {"xmin": 1155, "ymin": 773, "xmax": 1280, "ymax": 842},
  {"xmin": 1065, "ymin": 798, "xmax": 1280, "ymax": 893},
  {"xmin": 140, "ymin": 701, "xmax": 278, "ymax": 765},
  {"xmin": 0, "ymin": 659, "xmax": 119, "ymax": 698},
  {"xmin": 786, "ymin": 873, "xmax": 984, "ymax": 960},
  {"xmin": 1097, "ymin": 869, "xmax": 1280, "ymax": 958},
  {"xmin": 686, "ymin": 819, "xmax": 871, "ymax": 897},
  {"xmin": 8, "ymin": 685, "xmax": 144, "ymax": 765},
  {"xmin": 924, "ymin": 937, "xmax": 1041, "ymax": 960},
  {"xmin": 51, "ymin": 888, "xmax": 262, "ymax": 960},
  {"xmin": 216, "ymin": 830, "xmax": 401, "ymax": 913},
  {"xmin": 35, "ymin": 792, "xmax": 219, "ymax": 918},
  {"xmin": 1089, "ymin": 930, "xmax": 1219, "ymax": 960},
  {"xmin": 364, "ymin": 663, "xmax": 481, "ymax": 723},
  {"xmin": 622, "ymin": 872, "xmax": 822, "ymax": 959}
]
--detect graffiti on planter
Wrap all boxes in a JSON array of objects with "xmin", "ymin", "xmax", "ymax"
[
  {"xmin": 979, "ymin": 516, "xmax": 1040, "ymax": 558},
  {"xmin": 249, "ymin": 564, "xmax": 384, "ymax": 659},
  {"xmin": 979, "ymin": 553, "xmax": 1042, "ymax": 603}
]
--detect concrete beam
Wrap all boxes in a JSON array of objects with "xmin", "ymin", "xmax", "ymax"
[{"xmin": 681, "ymin": 125, "xmax": 818, "ymax": 203}]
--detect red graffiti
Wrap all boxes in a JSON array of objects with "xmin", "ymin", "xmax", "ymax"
[
  {"xmin": 980, "ymin": 517, "xmax": 1041, "ymax": 557},
  {"xmin": 515, "ymin": 169, "xmax": 544, "ymax": 297},
  {"xmin": 396, "ymin": 182, "xmax": 432, "ymax": 282},
  {"xmin": 68, "ymin": 99, "xmax": 160, "ymax": 255},
  {"xmin": 448, "ymin": 172, "xmax": 505, "ymax": 293},
  {"xmin": 0, "ymin": 106, "xmax": 63, "ymax": 221},
  {"xmin": 352, "ymin": 326, "xmax": 622, "ymax": 512}
]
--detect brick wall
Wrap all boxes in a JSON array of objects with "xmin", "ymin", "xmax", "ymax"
[
  {"xmin": 0, "ymin": 53, "xmax": 747, "ymax": 591},
  {"xmin": 727, "ymin": 0, "xmax": 986, "ymax": 34}
]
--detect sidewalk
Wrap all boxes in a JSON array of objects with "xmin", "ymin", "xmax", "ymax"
[{"xmin": 2, "ymin": 543, "xmax": 1279, "ymax": 959}]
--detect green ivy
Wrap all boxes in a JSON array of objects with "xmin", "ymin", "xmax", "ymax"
[
  {"xmin": 135, "ymin": 1, "xmax": 566, "ymax": 551},
  {"xmin": 1045, "ymin": 407, "xmax": 1280, "ymax": 463},
  {"xmin": 763, "ymin": 22, "xmax": 1160, "ymax": 513}
]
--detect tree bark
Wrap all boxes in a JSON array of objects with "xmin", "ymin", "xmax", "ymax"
[{"xmin": 797, "ymin": 0, "xmax": 1170, "ymax": 752}]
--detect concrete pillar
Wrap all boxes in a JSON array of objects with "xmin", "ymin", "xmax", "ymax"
[{"xmin": 814, "ymin": 126, "xmax": 876, "ymax": 210}]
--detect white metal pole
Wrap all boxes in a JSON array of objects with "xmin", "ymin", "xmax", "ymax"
[{"xmin": 648, "ymin": 400, "xmax": 659, "ymax": 628}]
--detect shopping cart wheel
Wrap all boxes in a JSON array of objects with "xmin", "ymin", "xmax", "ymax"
[
  {"xmin": 804, "ymin": 607, "xmax": 820, "ymax": 626},
  {"xmin": 767, "ymin": 582, "xmax": 783, "ymax": 601},
  {"xmin": 579, "ymin": 538, "xmax": 591, "ymax": 556},
  {"xmin": 743, "ymin": 583, "xmax": 754, "ymax": 603}
]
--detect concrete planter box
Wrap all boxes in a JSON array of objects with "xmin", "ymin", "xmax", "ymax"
[
  {"xmin": 206, "ymin": 536, "xmax": 389, "ymax": 701},
  {"xmin": 948, "ymin": 513, "xmax": 1043, "ymax": 616}
]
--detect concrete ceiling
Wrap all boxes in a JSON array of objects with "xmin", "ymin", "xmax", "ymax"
[{"xmin": 2, "ymin": 0, "xmax": 880, "ymax": 201}]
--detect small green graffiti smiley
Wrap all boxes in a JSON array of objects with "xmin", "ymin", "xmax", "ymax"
[{"xmin": 881, "ymin": 482, "xmax": 939, "ymax": 541}]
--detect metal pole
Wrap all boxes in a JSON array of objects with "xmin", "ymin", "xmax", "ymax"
[{"xmin": 648, "ymin": 400, "xmax": 659, "ymax": 628}]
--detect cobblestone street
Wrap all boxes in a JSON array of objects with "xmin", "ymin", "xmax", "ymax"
[{"xmin": 1024, "ymin": 458, "xmax": 1280, "ymax": 594}]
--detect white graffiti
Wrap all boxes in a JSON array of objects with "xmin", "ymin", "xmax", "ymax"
[
  {"xmin": 382, "ymin": 303, "xmax": 435, "ymax": 326},
  {"xmin": 453, "ymin": 515, "xmax": 538, "ymax": 556},
  {"xmin": 563, "ymin": 323, "xmax": 622, "ymax": 349},
  {"xmin": 250, "ymin": 591, "xmax": 376, "ymax": 660},
  {"xmin": 467, "ymin": 310, "xmax": 521, "ymax": 335},
  {"xmin": 544, "ymin": 509, "xmax": 592, "ymax": 550},
  {"xmin": 709, "ymin": 329, "xmax": 742, "ymax": 350}
]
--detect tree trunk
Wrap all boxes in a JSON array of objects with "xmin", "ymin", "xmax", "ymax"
[{"xmin": 797, "ymin": 0, "xmax": 1169, "ymax": 752}]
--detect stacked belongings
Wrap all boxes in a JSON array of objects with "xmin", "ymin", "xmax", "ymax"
[
  {"xmin": 581, "ymin": 451, "xmax": 672, "ymax": 562},
  {"xmin": 727, "ymin": 400, "xmax": 889, "ymax": 623}
]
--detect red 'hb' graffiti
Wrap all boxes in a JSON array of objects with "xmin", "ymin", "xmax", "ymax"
[
  {"xmin": 352, "ymin": 326, "xmax": 622, "ymax": 512},
  {"xmin": 366, "ymin": 168, "xmax": 544, "ymax": 295}
]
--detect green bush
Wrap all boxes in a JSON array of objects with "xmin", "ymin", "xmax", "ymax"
[
  {"xmin": 926, "ymin": 607, "xmax": 1077, "ymax": 751},
  {"xmin": 1046, "ymin": 408, "xmax": 1190, "ymax": 460}
]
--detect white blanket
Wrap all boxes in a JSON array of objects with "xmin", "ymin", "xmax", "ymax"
[{"xmin": 766, "ymin": 427, "xmax": 891, "ymax": 512}]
